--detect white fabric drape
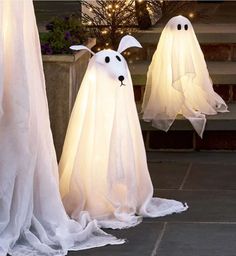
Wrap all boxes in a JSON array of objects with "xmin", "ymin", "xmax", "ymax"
[
  {"xmin": 59, "ymin": 46, "xmax": 188, "ymax": 230},
  {"xmin": 142, "ymin": 15, "xmax": 228, "ymax": 138},
  {"xmin": 0, "ymin": 1, "xmax": 123, "ymax": 255}
]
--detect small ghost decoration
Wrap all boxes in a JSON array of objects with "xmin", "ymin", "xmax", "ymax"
[
  {"xmin": 142, "ymin": 15, "xmax": 228, "ymax": 137},
  {"xmin": 59, "ymin": 35, "xmax": 188, "ymax": 229}
]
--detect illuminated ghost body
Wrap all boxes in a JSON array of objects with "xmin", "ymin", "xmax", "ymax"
[
  {"xmin": 0, "ymin": 1, "xmax": 122, "ymax": 255},
  {"xmin": 142, "ymin": 15, "xmax": 228, "ymax": 137},
  {"xmin": 59, "ymin": 35, "xmax": 188, "ymax": 229}
]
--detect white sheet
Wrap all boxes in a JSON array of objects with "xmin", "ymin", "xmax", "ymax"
[
  {"xmin": 59, "ymin": 36, "xmax": 188, "ymax": 229},
  {"xmin": 0, "ymin": 1, "xmax": 123, "ymax": 255},
  {"xmin": 142, "ymin": 15, "xmax": 228, "ymax": 137}
]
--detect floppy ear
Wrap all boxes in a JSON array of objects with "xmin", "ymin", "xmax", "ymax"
[
  {"xmin": 70, "ymin": 45, "xmax": 95, "ymax": 55},
  {"xmin": 117, "ymin": 35, "xmax": 142, "ymax": 53}
]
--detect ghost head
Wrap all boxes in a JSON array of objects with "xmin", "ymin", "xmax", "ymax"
[
  {"xmin": 142, "ymin": 15, "xmax": 228, "ymax": 138},
  {"xmin": 167, "ymin": 15, "xmax": 191, "ymax": 31},
  {"xmin": 70, "ymin": 35, "xmax": 141, "ymax": 87},
  {"xmin": 88, "ymin": 50, "xmax": 127, "ymax": 86}
]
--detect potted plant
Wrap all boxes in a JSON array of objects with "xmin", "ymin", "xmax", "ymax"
[{"xmin": 40, "ymin": 14, "xmax": 96, "ymax": 159}]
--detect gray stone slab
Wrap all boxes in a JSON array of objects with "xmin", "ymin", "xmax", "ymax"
[
  {"xmin": 68, "ymin": 222, "xmax": 164, "ymax": 256},
  {"xmin": 148, "ymin": 162, "xmax": 189, "ymax": 189},
  {"xmin": 134, "ymin": 24, "xmax": 236, "ymax": 44},
  {"xmin": 141, "ymin": 116, "xmax": 236, "ymax": 131},
  {"xmin": 140, "ymin": 103, "xmax": 236, "ymax": 131},
  {"xmin": 43, "ymin": 40, "xmax": 95, "ymax": 159},
  {"xmin": 156, "ymin": 223, "xmax": 236, "ymax": 256},
  {"xmin": 147, "ymin": 152, "xmax": 236, "ymax": 165},
  {"xmin": 130, "ymin": 61, "xmax": 236, "ymax": 86},
  {"xmin": 184, "ymin": 163, "xmax": 236, "ymax": 190},
  {"xmin": 34, "ymin": 1, "xmax": 82, "ymax": 32},
  {"xmin": 151, "ymin": 190, "xmax": 236, "ymax": 222}
]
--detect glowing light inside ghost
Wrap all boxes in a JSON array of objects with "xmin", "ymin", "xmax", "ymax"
[
  {"xmin": 59, "ymin": 35, "xmax": 188, "ymax": 229},
  {"xmin": 142, "ymin": 15, "xmax": 228, "ymax": 137}
]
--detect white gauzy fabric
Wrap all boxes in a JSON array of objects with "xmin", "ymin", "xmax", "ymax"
[
  {"xmin": 59, "ymin": 35, "xmax": 188, "ymax": 230},
  {"xmin": 0, "ymin": 1, "xmax": 123, "ymax": 255},
  {"xmin": 142, "ymin": 15, "xmax": 228, "ymax": 138}
]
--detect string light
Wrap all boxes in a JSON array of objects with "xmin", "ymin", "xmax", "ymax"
[
  {"xmin": 189, "ymin": 12, "xmax": 195, "ymax": 18},
  {"xmin": 83, "ymin": 1, "xmax": 135, "ymax": 50}
]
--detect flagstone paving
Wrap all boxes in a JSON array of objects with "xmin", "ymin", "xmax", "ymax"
[{"xmin": 69, "ymin": 152, "xmax": 236, "ymax": 256}]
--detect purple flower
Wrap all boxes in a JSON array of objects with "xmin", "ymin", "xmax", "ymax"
[
  {"xmin": 64, "ymin": 31, "xmax": 71, "ymax": 40},
  {"xmin": 41, "ymin": 43, "xmax": 53, "ymax": 55}
]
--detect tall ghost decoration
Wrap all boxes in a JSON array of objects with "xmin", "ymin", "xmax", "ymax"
[
  {"xmin": 0, "ymin": 1, "xmax": 123, "ymax": 255},
  {"xmin": 142, "ymin": 15, "xmax": 228, "ymax": 137},
  {"xmin": 59, "ymin": 35, "xmax": 188, "ymax": 229}
]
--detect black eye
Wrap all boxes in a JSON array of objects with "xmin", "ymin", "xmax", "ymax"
[
  {"xmin": 184, "ymin": 24, "xmax": 188, "ymax": 30},
  {"xmin": 116, "ymin": 55, "xmax": 121, "ymax": 61},
  {"xmin": 177, "ymin": 24, "xmax": 181, "ymax": 30},
  {"xmin": 105, "ymin": 56, "xmax": 110, "ymax": 63}
]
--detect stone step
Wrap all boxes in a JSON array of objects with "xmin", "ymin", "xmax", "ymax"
[
  {"xmin": 131, "ymin": 24, "xmax": 236, "ymax": 62},
  {"xmin": 139, "ymin": 103, "xmax": 236, "ymax": 131},
  {"xmin": 131, "ymin": 61, "xmax": 236, "ymax": 102},
  {"xmin": 139, "ymin": 103, "xmax": 236, "ymax": 150},
  {"xmin": 130, "ymin": 61, "xmax": 236, "ymax": 86},
  {"xmin": 126, "ymin": 42, "xmax": 236, "ymax": 62},
  {"xmin": 132, "ymin": 59, "xmax": 236, "ymax": 150},
  {"xmin": 134, "ymin": 24, "xmax": 236, "ymax": 44},
  {"xmin": 133, "ymin": 23, "xmax": 236, "ymax": 150},
  {"xmin": 140, "ymin": 104, "xmax": 236, "ymax": 151}
]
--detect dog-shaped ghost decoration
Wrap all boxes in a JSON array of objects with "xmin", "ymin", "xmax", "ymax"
[
  {"xmin": 59, "ymin": 35, "xmax": 188, "ymax": 229},
  {"xmin": 142, "ymin": 16, "xmax": 228, "ymax": 138}
]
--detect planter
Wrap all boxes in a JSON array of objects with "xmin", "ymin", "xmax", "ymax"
[{"xmin": 42, "ymin": 38, "xmax": 96, "ymax": 160}]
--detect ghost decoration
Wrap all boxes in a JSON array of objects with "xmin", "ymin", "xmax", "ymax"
[
  {"xmin": 0, "ymin": 0, "xmax": 123, "ymax": 255},
  {"xmin": 59, "ymin": 35, "xmax": 188, "ymax": 229},
  {"xmin": 142, "ymin": 15, "xmax": 228, "ymax": 137}
]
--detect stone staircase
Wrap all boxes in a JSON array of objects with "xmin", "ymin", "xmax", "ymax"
[{"xmin": 129, "ymin": 24, "xmax": 236, "ymax": 150}]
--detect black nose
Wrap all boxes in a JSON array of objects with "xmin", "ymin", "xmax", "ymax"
[{"xmin": 118, "ymin": 75, "xmax": 124, "ymax": 82}]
